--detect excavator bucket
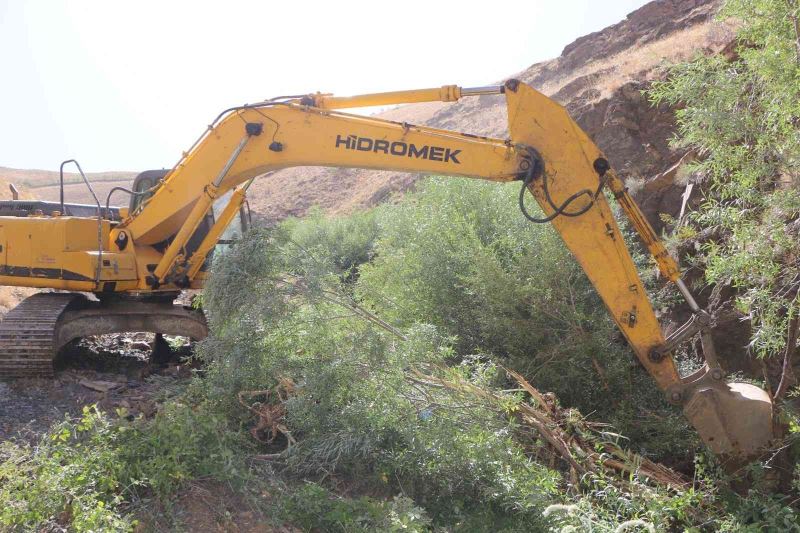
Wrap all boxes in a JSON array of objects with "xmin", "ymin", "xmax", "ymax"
[{"xmin": 683, "ymin": 381, "xmax": 774, "ymax": 458}]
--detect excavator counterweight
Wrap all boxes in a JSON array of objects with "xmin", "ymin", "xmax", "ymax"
[{"xmin": 0, "ymin": 79, "xmax": 775, "ymax": 460}]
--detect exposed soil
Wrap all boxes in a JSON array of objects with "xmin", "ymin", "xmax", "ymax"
[
  {"xmin": 0, "ymin": 333, "xmax": 194, "ymax": 443},
  {"xmin": 137, "ymin": 481, "xmax": 298, "ymax": 533}
]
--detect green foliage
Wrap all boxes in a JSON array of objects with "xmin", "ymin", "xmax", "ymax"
[
  {"xmin": 199, "ymin": 173, "xmax": 800, "ymax": 529},
  {"xmin": 0, "ymin": 401, "xmax": 250, "ymax": 531},
  {"xmin": 357, "ymin": 178, "xmax": 692, "ymax": 459},
  {"xmin": 6, "ymin": 162, "xmax": 795, "ymax": 530},
  {"xmin": 0, "ymin": 407, "xmax": 134, "ymax": 531},
  {"xmin": 200, "ymin": 217, "xmax": 561, "ymax": 527},
  {"xmin": 281, "ymin": 207, "xmax": 380, "ymax": 284},
  {"xmin": 279, "ymin": 483, "xmax": 431, "ymax": 532},
  {"xmin": 649, "ymin": 0, "xmax": 800, "ymax": 359},
  {"xmin": 196, "ymin": 178, "xmax": 703, "ymax": 528}
]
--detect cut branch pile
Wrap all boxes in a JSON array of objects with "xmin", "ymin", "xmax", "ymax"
[
  {"xmin": 238, "ymin": 377, "xmax": 296, "ymax": 447},
  {"xmin": 412, "ymin": 366, "xmax": 689, "ymax": 491}
]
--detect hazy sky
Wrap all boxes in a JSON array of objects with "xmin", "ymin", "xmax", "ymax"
[{"xmin": 1, "ymin": 0, "xmax": 650, "ymax": 172}]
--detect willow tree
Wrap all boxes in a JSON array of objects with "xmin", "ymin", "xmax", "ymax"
[{"xmin": 650, "ymin": 0, "xmax": 800, "ymax": 397}]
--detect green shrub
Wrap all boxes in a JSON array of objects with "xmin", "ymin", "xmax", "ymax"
[
  {"xmin": 357, "ymin": 178, "xmax": 692, "ymax": 460},
  {"xmin": 0, "ymin": 407, "xmax": 133, "ymax": 531},
  {"xmin": 0, "ymin": 401, "xmax": 251, "ymax": 531},
  {"xmin": 197, "ymin": 178, "xmax": 700, "ymax": 528},
  {"xmin": 279, "ymin": 483, "xmax": 431, "ymax": 532}
]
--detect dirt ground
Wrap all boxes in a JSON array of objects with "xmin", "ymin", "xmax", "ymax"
[
  {"xmin": 0, "ymin": 334, "xmax": 305, "ymax": 532},
  {"xmin": 0, "ymin": 333, "xmax": 191, "ymax": 443},
  {"xmin": 136, "ymin": 480, "xmax": 300, "ymax": 533}
]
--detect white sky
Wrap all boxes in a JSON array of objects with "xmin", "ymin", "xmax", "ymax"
[{"xmin": 0, "ymin": 0, "xmax": 650, "ymax": 172}]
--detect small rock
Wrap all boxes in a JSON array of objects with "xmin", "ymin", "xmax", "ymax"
[{"xmin": 78, "ymin": 379, "xmax": 121, "ymax": 393}]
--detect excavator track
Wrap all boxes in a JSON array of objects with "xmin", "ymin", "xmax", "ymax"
[
  {"xmin": 0, "ymin": 293, "xmax": 84, "ymax": 379},
  {"xmin": 0, "ymin": 292, "xmax": 208, "ymax": 380}
]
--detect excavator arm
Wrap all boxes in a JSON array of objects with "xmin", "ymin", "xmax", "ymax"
[{"xmin": 0, "ymin": 79, "xmax": 774, "ymax": 458}]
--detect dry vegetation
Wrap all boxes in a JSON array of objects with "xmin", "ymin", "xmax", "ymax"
[
  {"xmin": 0, "ymin": 167, "xmax": 136, "ymax": 205},
  {"xmin": 537, "ymin": 20, "xmax": 737, "ymax": 101}
]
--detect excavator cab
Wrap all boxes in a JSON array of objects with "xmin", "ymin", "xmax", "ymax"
[
  {"xmin": 129, "ymin": 169, "xmax": 250, "ymax": 261},
  {"xmin": 210, "ymin": 189, "xmax": 249, "ymax": 255},
  {"xmin": 129, "ymin": 169, "xmax": 166, "ymax": 212}
]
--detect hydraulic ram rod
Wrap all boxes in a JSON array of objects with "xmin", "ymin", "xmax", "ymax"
[
  {"xmin": 150, "ymin": 128, "xmax": 258, "ymax": 286},
  {"xmin": 306, "ymin": 85, "xmax": 504, "ymax": 109}
]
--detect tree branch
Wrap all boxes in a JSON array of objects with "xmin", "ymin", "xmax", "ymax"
[{"xmin": 774, "ymin": 309, "xmax": 799, "ymax": 401}]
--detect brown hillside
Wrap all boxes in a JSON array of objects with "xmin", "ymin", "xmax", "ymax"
[
  {"xmin": 0, "ymin": 167, "xmax": 135, "ymax": 188},
  {"xmin": 246, "ymin": 0, "xmax": 730, "ymax": 227},
  {"xmin": 0, "ymin": 167, "xmax": 136, "ymax": 206},
  {"xmin": 0, "ymin": 177, "xmax": 31, "ymax": 201},
  {"xmin": 33, "ymin": 180, "xmax": 136, "ymax": 207}
]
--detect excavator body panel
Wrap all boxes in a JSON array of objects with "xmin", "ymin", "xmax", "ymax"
[{"xmin": 0, "ymin": 216, "xmax": 116, "ymax": 287}]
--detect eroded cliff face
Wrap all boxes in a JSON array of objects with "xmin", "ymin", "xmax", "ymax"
[{"xmin": 246, "ymin": 0, "xmax": 731, "ymax": 232}]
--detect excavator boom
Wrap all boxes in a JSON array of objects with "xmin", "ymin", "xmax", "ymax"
[{"xmin": 0, "ymin": 79, "xmax": 774, "ymax": 460}]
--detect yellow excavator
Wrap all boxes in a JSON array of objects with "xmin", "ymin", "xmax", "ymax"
[{"xmin": 0, "ymin": 79, "xmax": 775, "ymax": 460}]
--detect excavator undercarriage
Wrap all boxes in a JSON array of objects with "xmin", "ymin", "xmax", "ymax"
[
  {"xmin": 0, "ymin": 292, "xmax": 207, "ymax": 379},
  {"xmin": 0, "ymin": 191, "xmax": 210, "ymax": 379}
]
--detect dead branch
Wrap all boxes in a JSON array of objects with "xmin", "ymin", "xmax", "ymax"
[
  {"xmin": 412, "ymin": 366, "xmax": 689, "ymax": 491},
  {"xmin": 238, "ymin": 378, "xmax": 297, "ymax": 448},
  {"xmin": 775, "ymin": 304, "xmax": 800, "ymax": 401}
]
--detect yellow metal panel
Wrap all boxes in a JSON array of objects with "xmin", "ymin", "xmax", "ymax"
[
  {"xmin": 63, "ymin": 218, "xmax": 110, "ymax": 251},
  {"xmin": 31, "ymin": 219, "xmax": 64, "ymax": 273},
  {"xmin": 311, "ymin": 86, "xmax": 462, "ymax": 109},
  {"xmin": 61, "ymin": 251, "xmax": 137, "ymax": 281},
  {"xmin": 0, "ymin": 274, "xmax": 95, "ymax": 291},
  {"xmin": 4, "ymin": 217, "xmax": 32, "ymax": 270},
  {"xmin": 0, "ymin": 224, "xmax": 7, "ymax": 267},
  {"xmin": 504, "ymin": 82, "xmax": 679, "ymax": 389},
  {"xmin": 122, "ymin": 106, "xmax": 522, "ymax": 245}
]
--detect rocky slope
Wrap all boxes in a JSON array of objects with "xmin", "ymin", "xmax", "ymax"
[{"xmin": 246, "ymin": 0, "xmax": 730, "ymax": 231}]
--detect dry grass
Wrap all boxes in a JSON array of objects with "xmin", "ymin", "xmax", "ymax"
[
  {"xmin": 415, "ymin": 366, "xmax": 689, "ymax": 491},
  {"xmin": 539, "ymin": 20, "xmax": 737, "ymax": 102},
  {"xmin": 33, "ymin": 179, "xmax": 133, "ymax": 206},
  {"xmin": 0, "ymin": 167, "xmax": 136, "ymax": 190}
]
